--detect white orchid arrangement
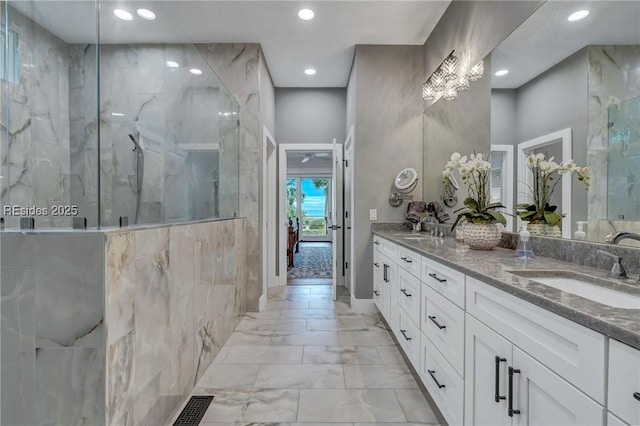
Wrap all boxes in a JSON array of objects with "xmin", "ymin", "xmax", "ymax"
[
  {"xmin": 442, "ymin": 152, "xmax": 507, "ymax": 229},
  {"xmin": 517, "ymin": 153, "xmax": 590, "ymax": 226}
]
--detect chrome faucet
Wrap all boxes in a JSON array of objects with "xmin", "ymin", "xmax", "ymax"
[
  {"xmin": 596, "ymin": 249, "xmax": 627, "ymax": 278},
  {"xmin": 604, "ymin": 231, "xmax": 640, "ymax": 245}
]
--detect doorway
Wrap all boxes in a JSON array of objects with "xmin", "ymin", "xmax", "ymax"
[{"xmin": 278, "ymin": 143, "xmax": 344, "ymax": 297}]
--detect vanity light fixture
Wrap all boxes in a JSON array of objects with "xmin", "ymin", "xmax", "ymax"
[
  {"xmin": 422, "ymin": 81, "xmax": 436, "ymax": 101},
  {"xmin": 304, "ymin": 68, "xmax": 317, "ymax": 76},
  {"xmin": 166, "ymin": 60, "xmax": 179, "ymax": 68},
  {"xmin": 189, "ymin": 68, "xmax": 203, "ymax": 75},
  {"xmin": 441, "ymin": 53, "xmax": 460, "ymax": 81},
  {"xmin": 495, "ymin": 69, "xmax": 510, "ymax": 77},
  {"xmin": 443, "ymin": 87, "xmax": 458, "ymax": 101},
  {"xmin": 136, "ymin": 8, "xmax": 156, "ymax": 20},
  {"xmin": 453, "ymin": 74, "xmax": 469, "ymax": 92},
  {"xmin": 430, "ymin": 68, "xmax": 447, "ymax": 92},
  {"xmin": 113, "ymin": 9, "xmax": 133, "ymax": 21},
  {"xmin": 298, "ymin": 8, "xmax": 315, "ymax": 20},
  {"xmin": 568, "ymin": 10, "xmax": 589, "ymax": 22},
  {"xmin": 468, "ymin": 60, "xmax": 484, "ymax": 81}
]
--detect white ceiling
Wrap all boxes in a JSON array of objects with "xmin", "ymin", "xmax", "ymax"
[
  {"xmin": 12, "ymin": 1, "xmax": 450, "ymax": 87},
  {"xmin": 491, "ymin": 1, "xmax": 640, "ymax": 89}
]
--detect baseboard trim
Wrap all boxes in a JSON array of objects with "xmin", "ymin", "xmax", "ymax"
[
  {"xmin": 349, "ymin": 297, "xmax": 377, "ymax": 313},
  {"xmin": 259, "ymin": 294, "xmax": 267, "ymax": 311}
]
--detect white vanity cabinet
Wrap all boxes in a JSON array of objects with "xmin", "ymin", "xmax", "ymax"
[
  {"xmin": 373, "ymin": 237, "xmax": 397, "ymax": 332},
  {"xmin": 608, "ymin": 339, "xmax": 640, "ymax": 425},
  {"xmin": 465, "ymin": 314, "xmax": 604, "ymax": 426}
]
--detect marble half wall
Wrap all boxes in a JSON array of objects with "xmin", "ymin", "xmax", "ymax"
[
  {"xmin": 1, "ymin": 232, "xmax": 105, "ymax": 426},
  {"xmin": 587, "ymin": 45, "xmax": 640, "ymax": 239},
  {"xmin": 105, "ymin": 218, "xmax": 247, "ymax": 426}
]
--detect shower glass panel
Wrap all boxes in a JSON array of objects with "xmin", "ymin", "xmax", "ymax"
[
  {"xmin": 1, "ymin": 0, "xmax": 100, "ymax": 230},
  {"xmin": 608, "ymin": 95, "xmax": 640, "ymax": 220},
  {"xmin": 96, "ymin": 42, "xmax": 239, "ymax": 226}
]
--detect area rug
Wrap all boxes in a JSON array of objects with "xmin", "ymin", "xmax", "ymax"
[{"xmin": 287, "ymin": 242, "xmax": 333, "ymax": 280}]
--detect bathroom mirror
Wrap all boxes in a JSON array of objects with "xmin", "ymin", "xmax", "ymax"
[{"xmin": 489, "ymin": 0, "xmax": 640, "ymax": 243}]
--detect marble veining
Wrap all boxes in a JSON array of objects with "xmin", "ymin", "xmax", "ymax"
[{"xmin": 374, "ymin": 229, "xmax": 640, "ymax": 349}]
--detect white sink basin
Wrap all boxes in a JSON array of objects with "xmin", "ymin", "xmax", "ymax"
[{"xmin": 509, "ymin": 271, "xmax": 640, "ymax": 309}]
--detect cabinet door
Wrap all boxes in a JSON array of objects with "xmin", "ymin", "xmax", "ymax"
[
  {"xmin": 465, "ymin": 315, "xmax": 512, "ymax": 426},
  {"xmin": 383, "ymin": 259, "xmax": 397, "ymax": 333},
  {"xmin": 608, "ymin": 339, "xmax": 640, "ymax": 426},
  {"xmin": 512, "ymin": 347, "xmax": 604, "ymax": 426}
]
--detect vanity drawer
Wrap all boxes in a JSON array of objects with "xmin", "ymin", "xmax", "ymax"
[
  {"xmin": 397, "ymin": 306, "xmax": 421, "ymax": 370},
  {"xmin": 397, "ymin": 245, "xmax": 422, "ymax": 278},
  {"xmin": 373, "ymin": 235, "xmax": 397, "ymax": 258},
  {"xmin": 420, "ymin": 331, "xmax": 464, "ymax": 426},
  {"xmin": 397, "ymin": 267, "xmax": 421, "ymax": 325},
  {"xmin": 466, "ymin": 276, "xmax": 606, "ymax": 404},
  {"xmin": 608, "ymin": 339, "xmax": 640, "ymax": 426},
  {"xmin": 421, "ymin": 283, "xmax": 465, "ymax": 376},
  {"xmin": 422, "ymin": 257, "xmax": 466, "ymax": 309}
]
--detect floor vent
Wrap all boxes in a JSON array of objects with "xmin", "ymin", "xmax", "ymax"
[{"xmin": 173, "ymin": 396, "xmax": 214, "ymax": 426}]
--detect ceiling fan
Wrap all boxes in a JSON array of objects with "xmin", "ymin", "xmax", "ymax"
[{"xmin": 301, "ymin": 152, "xmax": 331, "ymax": 163}]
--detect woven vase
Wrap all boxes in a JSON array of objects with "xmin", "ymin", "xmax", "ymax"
[
  {"xmin": 545, "ymin": 224, "xmax": 562, "ymax": 238},
  {"xmin": 528, "ymin": 222, "xmax": 546, "ymax": 236},
  {"xmin": 463, "ymin": 222, "xmax": 502, "ymax": 250}
]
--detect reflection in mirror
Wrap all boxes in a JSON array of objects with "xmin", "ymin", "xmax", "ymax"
[
  {"xmin": 490, "ymin": 0, "xmax": 640, "ymax": 242},
  {"xmin": 489, "ymin": 145, "xmax": 514, "ymax": 231}
]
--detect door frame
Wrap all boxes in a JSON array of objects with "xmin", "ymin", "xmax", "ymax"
[
  {"xmin": 344, "ymin": 126, "xmax": 355, "ymax": 299},
  {"xmin": 490, "ymin": 144, "xmax": 514, "ymax": 232},
  {"xmin": 278, "ymin": 143, "xmax": 344, "ymax": 287},
  {"xmin": 261, "ymin": 127, "xmax": 277, "ymax": 309}
]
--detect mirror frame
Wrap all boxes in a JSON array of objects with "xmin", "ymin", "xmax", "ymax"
[
  {"xmin": 517, "ymin": 128, "xmax": 572, "ymax": 238},
  {"xmin": 490, "ymin": 144, "xmax": 514, "ymax": 232}
]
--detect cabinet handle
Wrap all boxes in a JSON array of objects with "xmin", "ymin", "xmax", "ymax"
[
  {"xmin": 428, "ymin": 273, "xmax": 447, "ymax": 283},
  {"xmin": 400, "ymin": 256, "xmax": 413, "ymax": 263},
  {"xmin": 494, "ymin": 356, "xmax": 507, "ymax": 403},
  {"xmin": 400, "ymin": 288, "xmax": 412, "ymax": 297},
  {"xmin": 428, "ymin": 316, "xmax": 446, "ymax": 329},
  {"xmin": 383, "ymin": 264, "xmax": 389, "ymax": 282},
  {"xmin": 634, "ymin": 392, "xmax": 640, "ymax": 401},
  {"xmin": 400, "ymin": 329, "xmax": 412, "ymax": 341},
  {"xmin": 373, "ymin": 290, "xmax": 380, "ymax": 296},
  {"xmin": 508, "ymin": 367, "xmax": 521, "ymax": 417},
  {"xmin": 374, "ymin": 263, "xmax": 380, "ymax": 267},
  {"xmin": 374, "ymin": 241, "xmax": 380, "ymax": 245},
  {"xmin": 427, "ymin": 370, "xmax": 445, "ymax": 389}
]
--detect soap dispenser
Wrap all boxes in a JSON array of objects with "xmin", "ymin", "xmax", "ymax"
[
  {"xmin": 574, "ymin": 221, "xmax": 588, "ymax": 240},
  {"xmin": 515, "ymin": 222, "xmax": 535, "ymax": 259}
]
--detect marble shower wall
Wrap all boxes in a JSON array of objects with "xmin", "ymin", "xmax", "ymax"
[
  {"xmin": 105, "ymin": 218, "xmax": 247, "ymax": 426},
  {"xmin": 196, "ymin": 44, "xmax": 265, "ymax": 310},
  {"xmin": 69, "ymin": 43, "xmax": 240, "ymax": 227},
  {"xmin": 1, "ymin": 232, "xmax": 105, "ymax": 426},
  {"xmin": 1, "ymin": 4, "xmax": 72, "ymax": 229},
  {"xmin": 587, "ymin": 45, "xmax": 640, "ymax": 240}
]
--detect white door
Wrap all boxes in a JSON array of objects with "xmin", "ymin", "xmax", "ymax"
[
  {"xmin": 344, "ymin": 127, "xmax": 354, "ymax": 297},
  {"xmin": 465, "ymin": 315, "xmax": 513, "ymax": 426},
  {"xmin": 330, "ymin": 139, "xmax": 341, "ymax": 300},
  {"xmin": 512, "ymin": 347, "xmax": 605, "ymax": 426}
]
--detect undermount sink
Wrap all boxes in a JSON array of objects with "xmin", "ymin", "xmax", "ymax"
[
  {"xmin": 391, "ymin": 233, "xmax": 432, "ymax": 241},
  {"xmin": 507, "ymin": 270, "xmax": 640, "ymax": 309}
]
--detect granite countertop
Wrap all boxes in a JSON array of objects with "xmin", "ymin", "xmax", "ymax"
[{"xmin": 373, "ymin": 229, "xmax": 640, "ymax": 350}]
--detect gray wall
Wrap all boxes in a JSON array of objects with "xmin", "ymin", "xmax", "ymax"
[
  {"xmin": 352, "ymin": 45, "xmax": 424, "ymax": 299},
  {"xmin": 275, "ymin": 88, "xmax": 347, "ymax": 144},
  {"xmin": 490, "ymin": 89, "xmax": 517, "ymax": 146}
]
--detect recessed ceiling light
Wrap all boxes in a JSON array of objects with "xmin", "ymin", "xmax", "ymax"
[
  {"xmin": 298, "ymin": 9, "xmax": 315, "ymax": 20},
  {"xmin": 304, "ymin": 68, "xmax": 316, "ymax": 76},
  {"xmin": 568, "ymin": 10, "xmax": 589, "ymax": 22},
  {"xmin": 166, "ymin": 61, "xmax": 180, "ymax": 68},
  {"xmin": 111, "ymin": 112, "xmax": 125, "ymax": 117},
  {"xmin": 495, "ymin": 69, "xmax": 509, "ymax": 77},
  {"xmin": 113, "ymin": 9, "xmax": 133, "ymax": 21},
  {"xmin": 136, "ymin": 8, "xmax": 156, "ymax": 20},
  {"xmin": 190, "ymin": 68, "xmax": 203, "ymax": 75}
]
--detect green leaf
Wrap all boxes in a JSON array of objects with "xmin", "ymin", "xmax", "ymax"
[
  {"xmin": 484, "ymin": 202, "xmax": 506, "ymax": 210},
  {"xmin": 451, "ymin": 212, "xmax": 470, "ymax": 231},
  {"xmin": 463, "ymin": 197, "xmax": 479, "ymax": 211},
  {"xmin": 543, "ymin": 211, "xmax": 562, "ymax": 226},
  {"xmin": 487, "ymin": 210, "xmax": 507, "ymax": 226},
  {"xmin": 518, "ymin": 211, "xmax": 536, "ymax": 220}
]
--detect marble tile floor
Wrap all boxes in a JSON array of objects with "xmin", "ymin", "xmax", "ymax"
[{"xmin": 169, "ymin": 285, "xmax": 440, "ymax": 425}]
